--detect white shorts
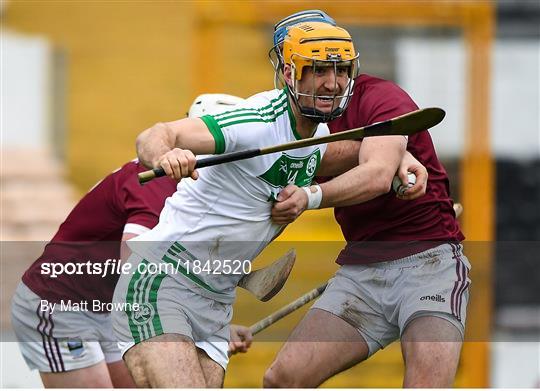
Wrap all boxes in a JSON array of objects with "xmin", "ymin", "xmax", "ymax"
[
  {"xmin": 112, "ymin": 254, "xmax": 232, "ymax": 369},
  {"xmin": 11, "ymin": 282, "xmax": 121, "ymax": 373},
  {"xmin": 312, "ymin": 243, "xmax": 471, "ymax": 357}
]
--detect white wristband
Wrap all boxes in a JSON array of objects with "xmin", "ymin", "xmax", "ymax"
[{"xmin": 302, "ymin": 185, "xmax": 323, "ymax": 210}]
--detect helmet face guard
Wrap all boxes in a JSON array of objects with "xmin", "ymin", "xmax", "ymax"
[
  {"xmin": 281, "ymin": 22, "xmax": 360, "ymax": 123},
  {"xmin": 288, "ymin": 57, "xmax": 357, "ymax": 123}
]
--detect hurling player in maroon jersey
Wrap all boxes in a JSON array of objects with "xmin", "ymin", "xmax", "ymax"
[
  {"xmin": 265, "ymin": 11, "xmax": 468, "ymax": 388},
  {"xmin": 11, "ymin": 94, "xmax": 253, "ymax": 388}
]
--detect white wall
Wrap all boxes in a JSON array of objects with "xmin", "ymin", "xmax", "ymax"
[
  {"xmin": 491, "ymin": 338, "xmax": 540, "ymax": 388},
  {"xmin": 397, "ymin": 37, "xmax": 540, "ymax": 159},
  {"xmin": 1, "ymin": 30, "xmax": 51, "ymax": 148},
  {"xmin": 491, "ymin": 41, "xmax": 540, "ymax": 158}
]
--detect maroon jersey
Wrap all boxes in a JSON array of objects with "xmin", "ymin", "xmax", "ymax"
[
  {"xmin": 22, "ymin": 160, "xmax": 177, "ymax": 312},
  {"xmin": 326, "ymin": 74, "xmax": 464, "ymax": 264}
]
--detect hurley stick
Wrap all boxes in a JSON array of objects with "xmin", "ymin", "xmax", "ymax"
[
  {"xmin": 139, "ymin": 107, "xmax": 446, "ymax": 184},
  {"xmin": 249, "ymin": 283, "xmax": 328, "ymax": 335},
  {"xmin": 238, "ymin": 249, "xmax": 296, "ymax": 302}
]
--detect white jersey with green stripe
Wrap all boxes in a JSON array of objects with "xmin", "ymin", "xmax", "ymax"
[{"xmin": 129, "ymin": 88, "xmax": 328, "ymax": 303}]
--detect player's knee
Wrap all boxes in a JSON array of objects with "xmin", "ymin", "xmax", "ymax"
[
  {"xmin": 263, "ymin": 362, "xmax": 297, "ymax": 388},
  {"xmin": 263, "ymin": 367, "xmax": 282, "ymax": 388},
  {"xmin": 403, "ymin": 342, "xmax": 461, "ymax": 388}
]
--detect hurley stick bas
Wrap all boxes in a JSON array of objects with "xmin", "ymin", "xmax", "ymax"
[
  {"xmin": 139, "ymin": 107, "xmax": 446, "ymax": 184},
  {"xmin": 237, "ymin": 249, "xmax": 296, "ymax": 302}
]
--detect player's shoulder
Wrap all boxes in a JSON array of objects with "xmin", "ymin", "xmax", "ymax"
[
  {"xmin": 238, "ymin": 89, "xmax": 288, "ymax": 116},
  {"xmin": 88, "ymin": 159, "xmax": 144, "ymax": 192},
  {"xmin": 351, "ymin": 73, "xmax": 418, "ymax": 117},
  {"xmin": 99, "ymin": 159, "xmax": 175, "ymax": 198},
  {"xmin": 110, "ymin": 159, "xmax": 148, "ymax": 177},
  {"xmin": 211, "ymin": 89, "xmax": 288, "ymax": 131},
  {"xmin": 354, "ymin": 73, "xmax": 411, "ymax": 98},
  {"xmin": 244, "ymin": 88, "xmax": 286, "ymax": 105}
]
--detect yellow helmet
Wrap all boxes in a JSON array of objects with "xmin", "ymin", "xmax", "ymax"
[
  {"xmin": 283, "ymin": 22, "xmax": 358, "ymax": 80},
  {"xmin": 282, "ymin": 22, "xmax": 359, "ymax": 123}
]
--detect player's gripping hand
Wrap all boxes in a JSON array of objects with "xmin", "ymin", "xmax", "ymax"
[
  {"xmin": 271, "ymin": 184, "xmax": 308, "ymax": 225},
  {"xmin": 228, "ymin": 324, "xmax": 253, "ymax": 355},
  {"xmin": 396, "ymin": 152, "xmax": 428, "ymax": 200},
  {"xmin": 156, "ymin": 148, "xmax": 199, "ymax": 182}
]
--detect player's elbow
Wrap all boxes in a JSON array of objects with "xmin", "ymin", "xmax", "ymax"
[
  {"xmin": 135, "ymin": 129, "xmax": 149, "ymax": 153},
  {"xmin": 136, "ymin": 123, "xmax": 160, "ymax": 148},
  {"xmin": 370, "ymin": 166, "xmax": 394, "ymax": 195},
  {"xmin": 135, "ymin": 123, "xmax": 167, "ymax": 168}
]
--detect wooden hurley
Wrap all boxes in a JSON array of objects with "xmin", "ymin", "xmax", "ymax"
[{"xmin": 139, "ymin": 107, "xmax": 446, "ymax": 184}]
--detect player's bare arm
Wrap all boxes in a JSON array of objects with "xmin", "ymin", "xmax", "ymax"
[
  {"xmin": 319, "ymin": 135, "xmax": 407, "ymax": 207},
  {"xmin": 136, "ymin": 117, "xmax": 215, "ymax": 181},
  {"xmin": 320, "ymin": 140, "xmax": 428, "ymax": 197}
]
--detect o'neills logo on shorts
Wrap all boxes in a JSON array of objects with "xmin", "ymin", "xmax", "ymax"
[{"xmin": 420, "ymin": 294, "xmax": 446, "ymax": 303}]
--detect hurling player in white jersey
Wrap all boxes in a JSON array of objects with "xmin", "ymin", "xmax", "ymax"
[
  {"xmin": 10, "ymin": 93, "xmax": 254, "ymax": 389},
  {"xmin": 111, "ymin": 22, "xmax": 428, "ymax": 388}
]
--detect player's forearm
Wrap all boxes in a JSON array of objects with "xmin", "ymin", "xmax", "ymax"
[
  {"xmin": 319, "ymin": 163, "xmax": 395, "ymax": 208},
  {"xmin": 318, "ymin": 136, "xmax": 407, "ymax": 207},
  {"xmin": 136, "ymin": 122, "xmax": 177, "ymax": 168}
]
